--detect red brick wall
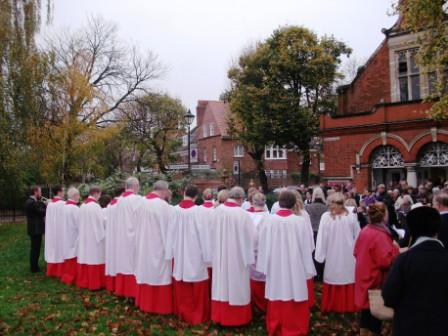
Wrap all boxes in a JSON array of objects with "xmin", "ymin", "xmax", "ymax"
[{"xmin": 338, "ymin": 41, "xmax": 391, "ymax": 114}]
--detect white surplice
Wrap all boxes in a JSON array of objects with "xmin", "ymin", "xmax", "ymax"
[
  {"xmin": 77, "ymin": 200, "xmax": 106, "ymax": 265},
  {"xmin": 134, "ymin": 196, "xmax": 173, "ymax": 285},
  {"xmin": 61, "ymin": 202, "xmax": 80, "ymax": 260},
  {"xmin": 248, "ymin": 211, "xmax": 270, "ymax": 281},
  {"xmin": 210, "ymin": 201, "xmax": 255, "ymax": 305},
  {"xmin": 270, "ymin": 201, "xmax": 280, "ymax": 214},
  {"xmin": 105, "ymin": 198, "xmax": 120, "ymax": 276},
  {"xmin": 256, "ymin": 212, "xmax": 312, "ymax": 302},
  {"xmin": 44, "ymin": 198, "xmax": 66, "ymax": 263},
  {"xmin": 113, "ymin": 193, "xmax": 143, "ymax": 276},
  {"xmin": 315, "ymin": 211, "xmax": 360, "ymax": 284},
  {"xmin": 300, "ymin": 210, "xmax": 317, "ymax": 279},
  {"xmin": 165, "ymin": 203, "xmax": 210, "ymax": 282}
]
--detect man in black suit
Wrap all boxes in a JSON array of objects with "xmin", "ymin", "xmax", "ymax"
[
  {"xmin": 433, "ymin": 192, "xmax": 448, "ymax": 249},
  {"xmin": 25, "ymin": 186, "xmax": 47, "ymax": 273},
  {"xmin": 382, "ymin": 206, "xmax": 448, "ymax": 336}
]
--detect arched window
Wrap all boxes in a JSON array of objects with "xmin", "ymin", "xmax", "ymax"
[
  {"xmin": 418, "ymin": 142, "xmax": 448, "ymax": 167},
  {"xmin": 371, "ymin": 146, "xmax": 404, "ymax": 168}
]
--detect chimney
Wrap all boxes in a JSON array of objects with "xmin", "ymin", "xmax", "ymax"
[{"xmin": 196, "ymin": 100, "xmax": 208, "ymax": 127}]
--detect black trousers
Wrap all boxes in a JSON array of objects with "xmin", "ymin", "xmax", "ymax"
[
  {"xmin": 29, "ymin": 234, "xmax": 42, "ymax": 272},
  {"xmin": 360, "ymin": 309, "xmax": 382, "ymax": 334}
]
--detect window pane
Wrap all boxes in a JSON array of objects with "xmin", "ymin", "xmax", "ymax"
[
  {"xmin": 411, "ymin": 75, "xmax": 420, "ymax": 100},
  {"xmin": 398, "ymin": 52, "xmax": 408, "ymax": 75},
  {"xmin": 399, "ymin": 77, "xmax": 409, "ymax": 102},
  {"xmin": 266, "ymin": 150, "xmax": 270, "ymax": 158},
  {"xmin": 409, "ymin": 50, "xmax": 419, "ymax": 74},
  {"xmin": 273, "ymin": 149, "xmax": 278, "ymax": 158}
]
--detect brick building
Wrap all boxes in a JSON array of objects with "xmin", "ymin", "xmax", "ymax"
[
  {"xmin": 174, "ymin": 100, "xmax": 319, "ymax": 189},
  {"xmin": 320, "ymin": 16, "xmax": 448, "ymax": 191}
]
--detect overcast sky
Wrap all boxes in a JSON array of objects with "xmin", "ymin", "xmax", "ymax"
[{"xmin": 45, "ymin": 0, "xmax": 397, "ymax": 114}]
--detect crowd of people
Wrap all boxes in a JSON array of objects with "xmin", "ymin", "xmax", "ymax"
[{"xmin": 24, "ymin": 178, "xmax": 448, "ymax": 336}]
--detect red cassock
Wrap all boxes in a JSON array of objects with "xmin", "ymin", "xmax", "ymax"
[
  {"xmin": 45, "ymin": 197, "xmax": 66, "ymax": 278},
  {"xmin": 61, "ymin": 257, "xmax": 78, "ymax": 285},
  {"xmin": 115, "ymin": 274, "xmax": 137, "ymax": 298},
  {"xmin": 173, "ymin": 279, "xmax": 210, "ymax": 324},
  {"xmin": 47, "ymin": 262, "xmax": 64, "ymax": 278},
  {"xmin": 250, "ymin": 279, "xmax": 268, "ymax": 312},
  {"xmin": 354, "ymin": 224, "xmax": 399, "ymax": 309},
  {"xmin": 104, "ymin": 197, "xmax": 119, "ymax": 292},
  {"xmin": 76, "ymin": 264, "xmax": 106, "ymax": 290},
  {"xmin": 60, "ymin": 200, "xmax": 80, "ymax": 285},
  {"xmin": 267, "ymin": 300, "xmax": 310, "ymax": 336},
  {"xmin": 321, "ymin": 283, "xmax": 357, "ymax": 313}
]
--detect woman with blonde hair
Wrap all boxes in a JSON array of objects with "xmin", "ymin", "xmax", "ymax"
[{"xmin": 315, "ymin": 192, "xmax": 361, "ymax": 313}]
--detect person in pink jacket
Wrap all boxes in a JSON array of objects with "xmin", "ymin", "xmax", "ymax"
[{"xmin": 354, "ymin": 202, "xmax": 399, "ymax": 336}]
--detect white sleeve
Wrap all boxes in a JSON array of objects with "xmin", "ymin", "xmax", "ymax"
[
  {"xmin": 256, "ymin": 217, "xmax": 270, "ymax": 275},
  {"xmin": 314, "ymin": 214, "xmax": 328, "ymax": 263},
  {"xmin": 298, "ymin": 218, "xmax": 317, "ymax": 278},
  {"xmin": 93, "ymin": 207, "xmax": 106, "ymax": 243},
  {"xmin": 195, "ymin": 209, "xmax": 212, "ymax": 264},
  {"xmin": 163, "ymin": 204, "xmax": 176, "ymax": 260},
  {"xmin": 238, "ymin": 213, "xmax": 255, "ymax": 267}
]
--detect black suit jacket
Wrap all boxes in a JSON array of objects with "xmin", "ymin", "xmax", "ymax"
[
  {"xmin": 25, "ymin": 197, "xmax": 46, "ymax": 236},
  {"xmin": 439, "ymin": 213, "xmax": 448, "ymax": 249},
  {"xmin": 382, "ymin": 240, "xmax": 448, "ymax": 336}
]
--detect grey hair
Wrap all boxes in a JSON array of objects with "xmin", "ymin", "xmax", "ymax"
[
  {"xmin": 312, "ymin": 187, "xmax": 326, "ymax": 203},
  {"xmin": 125, "ymin": 177, "xmax": 139, "ymax": 189},
  {"xmin": 153, "ymin": 180, "xmax": 169, "ymax": 191},
  {"xmin": 252, "ymin": 192, "xmax": 266, "ymax": 207},
  {"xmin": 229, "ymin": 186, "xmax": 245, "ymax": 200},
  {"xmin": 67, "ymin": 187, "xmax": 79, "ymax": 200}
]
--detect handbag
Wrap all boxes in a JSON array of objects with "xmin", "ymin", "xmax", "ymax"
[{"xmin": 368, "ymin": 289, "xmax": 394, "ymax": 321}]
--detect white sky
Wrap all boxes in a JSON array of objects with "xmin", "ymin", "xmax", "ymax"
[{"xmin": 44, "ymin": 0, "xmax": 398, "ymax": 113}]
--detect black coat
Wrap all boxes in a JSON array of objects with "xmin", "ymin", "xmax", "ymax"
[
  {"xmin": 25, "ymin": 197, "xmax": 46, "ymax": 236},
  {"xmin": 439, "ymin": 213, "xmax": 448, "ymax": 249},
  {"xmin": 382, "ymin": 240, "xmax": 448, "ymax": 336}
]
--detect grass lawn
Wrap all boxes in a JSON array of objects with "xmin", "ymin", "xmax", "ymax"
[{"xmin": 0, "ymin": 223, "xmax": 389, "ymax": 335}]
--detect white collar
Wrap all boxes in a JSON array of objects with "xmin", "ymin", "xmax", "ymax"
[
  {"xmin": 412, "ymin": 236, "xmax": 444, "ymax": 248},
  {"xmin": 440, "ymin": 211, "xmax": 448, "ymax": 215}
]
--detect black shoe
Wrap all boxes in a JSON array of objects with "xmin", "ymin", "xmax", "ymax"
[{"xmin": 31, "ymin": 267, "xmax": 41, "ymax": 273}]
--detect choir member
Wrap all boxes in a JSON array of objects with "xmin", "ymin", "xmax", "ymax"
[
  {"xmin": 134, "ymin": 180, "xmax": 173, "ymax": 314},
  {"xmin": 44, "ymin": 185, "xmax": 65, "ymax": 277},
  {"xmin": 257, "ymin": 190, "xmax": 314, "ymax": 336},
  {"xmin": 113, "ymin": 177, "xmax": 142, "ymax": 298},
  {"xmin": 201, "ymin": 188, "xmax": 214, "ymax": 208},
  {"xmin": 216, "ymin": 189, "xmax": 229, "ymax": 206},
  {"xmin": 210, "ymin": 186, "xmax": 255, "ymax": 326},
  {"xmin": 315, "ymin": 192, "xmax": 360, "ymax": 313},
  {"xmin": 166, "ymin": 185, "xmax": 211, "ymax": 324},
  {"xmin": 60, "ymin": 187, "xmax": 81, "ymax": 285},
  {"xmin": 248, "ymin": 192, "xmax": 269, "ymax": 312},
  {"xmin": 354, "ymin": 202, "xmax": 399, "ymax": 335},
  {"xmin": 76, "ymin": 186, "xmax": 106, "ymax": 290},
  {"xmin": 104, "ymin": 187, "xmax": 124, "ymax": 292}
]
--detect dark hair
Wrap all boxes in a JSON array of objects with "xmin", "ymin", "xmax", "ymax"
[
  {"xmin": 115, "ymin": 186, "xmax": 125, "ymax": 197},
  {"xmin": 98, "ymin": 194, "xmax": 112, "ymax": 208},
  {"xmin": 30, "ymin": 185, "xmax": 41, "ymax": 195},
  {"xmin": 408, "ymin": 206, "xmax": 441, "ymax": 239},
  {"xmin": 185, "ymin": 185, "xmax": 199, "ymax": 199},
  {"xmin": 89, "ymin": 186, "xmax": 102, "ymax": 196},
  {"xmin": 52, "ymin": 185, "xmax": 64, "ymax": 195},
  {"xmin": 368, "ymin": 202, "xmax": 387, "ymax": 224},
  {"xmin": 278, "ymin": 190, "xmax": 297, "ymax": 210}
]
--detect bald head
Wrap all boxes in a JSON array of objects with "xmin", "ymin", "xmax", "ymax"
[{"xmin": 67, "ymin": 187, "xmax": 80, "ymax": 203}]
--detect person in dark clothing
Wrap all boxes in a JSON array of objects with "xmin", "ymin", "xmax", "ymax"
[
  {"xmin": 375, "ymin": 184, "xmax": 399, "ymax": 240},
  {"xmin": 25, "ymin": 185, "xmax": 47, "ymax": 273},
  {"xmin": 433, "ymin": 192, "xmax": 448, "ymax": 249},
  {"xmin": 382, "ymin": 206, "xmax": 448, "ymax": 336}
]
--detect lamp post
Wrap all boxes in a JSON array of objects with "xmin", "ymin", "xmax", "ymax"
[{"xmin": 184, "ymin": 109, "xmax": 195, "ymax": 173}]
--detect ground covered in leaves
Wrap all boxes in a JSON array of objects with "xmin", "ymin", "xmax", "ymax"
[{"xmin": 0, "ymin": 223, "xmax": 391, "ymax": 335}]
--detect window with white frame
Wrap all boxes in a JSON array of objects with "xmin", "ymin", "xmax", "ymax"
[
  {"xmin": 234, "ymin": 144, "xmax": 244, "ymax": 157},
  {"xmin": 203, "ymin": 149, "xmax": 208, "ymax": 163},
  {"xmin": 202, "ymin": 125, "xmax": 208, "ymax": 138},
  {"xmin": 265, "ymin": 145, "xmax": 287, "ymax": 160},
  {"xmin": 209, "ymin": 123, "xmax": 215, "ymax": 136},
  {"xmin": 397, "ymin": 49, "xmax": 421, "ymax": 102},
  {"xmin": 212, "ymin": 146, "xmax": 217, "ymax": 161},
  {"xmin": 182, "ymin": 135, "xmax": 188, "ymax": 147}
]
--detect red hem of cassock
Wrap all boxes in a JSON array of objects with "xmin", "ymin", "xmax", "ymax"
[
  {"xmin": 114, "ymin": 274, "xmax": 137, "ymax": 298},
  {"xmin": 251, "ymin": 279, "xmax": 268, "ymax": 312},
  {"xmin": 105, "ymin": 275, "xmax": 115, "ymax": 292},
  {"xmin": 267, "ymin": 300, "xmax": 310, "ymax": 336},
  {"xmin": 60, "ymin": 258, "xmax": 77, "ymax": 285},
  {"xmin": 211, "ymin": 301, "xmax": 252, "ymax": 326},
  {"xmin": 46, "ymin": 262, "xmax": 64, "ymax": 278},
  {"xmin": 173, "ymin": 279, "xmax": 210, "ymax": 324},
  {"xmin": 76, "ymin": 263, "xmax": 106, "ymax": 290},
  {"xmin": 307, "ymin": 279, "xmax": 315, "ymax": 308},
  {"xmin": 135, "ymin": 283, "xmax": 173, "ymax": 314},
  {"xmin": 321, "ymin": 283, "xmax": 358, "ymax": 313}
]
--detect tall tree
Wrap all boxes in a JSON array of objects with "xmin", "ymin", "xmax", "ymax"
[
  {"xmin": 121, "ymin": 93, "xmax": 187, "ymax": 174},
  {"xmin": 264, "ymin": 26, "xmax": 351, "ymax": 184},
  {"xmin": 396, "ymin": 0, "xmax": 448, "ymax": 119}
]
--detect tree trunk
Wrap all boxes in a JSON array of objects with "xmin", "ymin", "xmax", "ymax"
[
  {"xmin": 301, "ymin": 147, "xmax": 311, "ymax": 185},
  {"xmin": 256, "ymin": 158, "xmax": 269, "ymax": 193},
  {"xmin": 155, "ymin": 147, "xmax": 166, "ymax": 174}
]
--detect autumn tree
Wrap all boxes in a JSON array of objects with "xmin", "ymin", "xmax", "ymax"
[
  {"xmin": 29, "ymin": 16, "xmax": 163, "ymax": 183},
  {"xmin": 121, "ymin": 93, "xmax": 187, "ymax": 174},
  {"xmin": 396, "ymin": 0, "xmax": 448, "ymax": 119}
]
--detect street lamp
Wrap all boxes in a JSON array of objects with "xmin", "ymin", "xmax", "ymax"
[{"xmin": 184, "ymin": 109, "xmax": 195, "ymax": 173}]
